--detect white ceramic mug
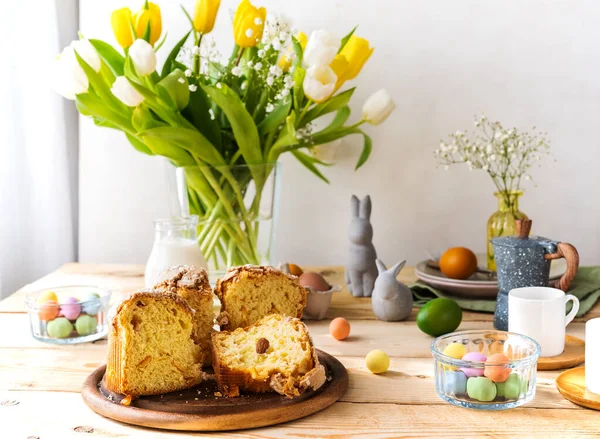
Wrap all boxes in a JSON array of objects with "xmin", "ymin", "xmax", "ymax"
[{"xmin": 508, "ymin": 286, "xmax": 579, "ymax": 357}]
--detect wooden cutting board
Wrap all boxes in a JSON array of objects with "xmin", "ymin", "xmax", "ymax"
[{"xmin": 81, "ymin": 349, "xmax": 348, "ymax": 431}]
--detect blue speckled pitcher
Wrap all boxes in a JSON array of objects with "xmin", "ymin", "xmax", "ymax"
[{"xmin": 491, "ymin": 219, "xmax": 579, "ymax": 330}]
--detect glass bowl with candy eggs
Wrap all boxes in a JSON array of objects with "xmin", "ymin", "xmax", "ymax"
[
  {"xmin": 431, "ymin": 330, "xmax": 541, "ymax": 410},
  {"xmin": 25, "ymin": 286, "xmax": 111, "ymax": 344}
]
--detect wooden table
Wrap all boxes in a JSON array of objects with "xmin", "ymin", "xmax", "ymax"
[{"xmin": 1, "ymin": 264, "xmax": 598, "ymax": 438}]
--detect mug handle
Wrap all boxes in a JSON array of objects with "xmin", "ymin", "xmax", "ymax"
[
  {"xmin": 564, "ymin": 294, "xmax": 580, "ymax": 326},
  {"xmin": 544, "ymin": 242, "xmax": 579, "ymax": 291}
]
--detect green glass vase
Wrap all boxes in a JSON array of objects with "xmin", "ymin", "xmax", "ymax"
[{"xmin": 486, "ymin": 191, "xmax": 528, "ymax": 271}]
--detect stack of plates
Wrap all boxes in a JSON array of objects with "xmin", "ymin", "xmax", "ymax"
[{"xmin": 415, "ymin": 253, "xmax": 566, "ymax": 299}]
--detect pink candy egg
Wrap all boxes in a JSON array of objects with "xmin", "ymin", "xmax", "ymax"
[
  {"xmin": 459, "ymin": 352, "xmax": 487, "ymax": 377},
  {"xmin": 60, "ymin": 297, "xmax": 81, "ymax": 321}
]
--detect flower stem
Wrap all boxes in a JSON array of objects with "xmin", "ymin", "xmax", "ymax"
[{"xmin": 193, "ymin": 33, "xmax": 204, "ymax": 75}]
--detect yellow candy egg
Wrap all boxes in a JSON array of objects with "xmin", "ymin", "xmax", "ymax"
[
  {"xmin": 442, "ymin": 342, "xmax": 467, "ymax": 371},
  {"xmin": 365, "ymin": 349, "xmax": 390, "ymax": 374},
  {"xmin": 37, "ymin": 290, "xmax": 58, "ymax": 304}
]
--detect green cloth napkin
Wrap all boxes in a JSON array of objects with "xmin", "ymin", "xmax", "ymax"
[{"xmin": 410, "ymin": 266, "xmax": 600, "ymax": 317}]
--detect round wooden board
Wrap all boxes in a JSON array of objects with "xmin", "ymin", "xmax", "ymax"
[
  {"xmin": 556, "ymin": 367, "xmax": 600, "ymax": 411},
  {"xmin": 537, "ymin": 335, "xmax": 585, "ymax": 371},
  {"xmin": 81, "ymin": 349, "xmax": 348, "ymax": 431}
]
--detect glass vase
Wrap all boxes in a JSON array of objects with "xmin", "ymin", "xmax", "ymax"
[
  {"xmin": 175, "ymin": 162, "xmax": 281, "ymax": 282},
  {"xmin": 487, "ymin": 191, "xmax": 528, "ymax": 271}
]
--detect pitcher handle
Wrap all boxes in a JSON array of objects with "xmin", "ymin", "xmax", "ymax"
[{"xmin": 544, "ymin": 242, "xmax": 579, "ymax": 291}]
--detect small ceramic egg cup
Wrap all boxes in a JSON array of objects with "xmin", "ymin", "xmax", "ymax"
[
  {"xmin": 25, "ymin": 286, "xmax": 111, "ymax": 345},
  {"xmin": 431, "ymin": 330, "xmax": 541, "ymax": 410}
]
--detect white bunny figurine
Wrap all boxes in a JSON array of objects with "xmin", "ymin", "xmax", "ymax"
[
  {"xmin": 345, "ymin": 195, "xmax": 378, "ymax": 297},
  {"xmin": 372, "ymin": 259, "xmax": 413, "ymax": 321}
]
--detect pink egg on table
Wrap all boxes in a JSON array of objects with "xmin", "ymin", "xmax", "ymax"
[
  {"xmin": 459, "ymin": 352, "xmax": 487, "ymax": 377},
  {"xmin": 60, "ymin": 297, "xmax": 81, "ymax": 321}
]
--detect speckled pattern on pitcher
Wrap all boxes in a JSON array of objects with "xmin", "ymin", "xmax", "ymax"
[{"xmin": 491, "ymin": 238, "xmax": 557, "ymax": 330}]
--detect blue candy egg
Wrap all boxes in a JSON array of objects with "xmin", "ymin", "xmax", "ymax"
[
  {"xmin": 445, "ymin": 370, "xmax": 467, "ymax": 396},
  {"xmin": 81, "ymin": 293, "xmax": 102, "ymax": 316}
]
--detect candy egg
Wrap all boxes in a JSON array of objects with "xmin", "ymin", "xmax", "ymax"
[
  {"xmin": 445, "ymin": 371, "xmax": 467, "ymax": 396},
  {"xmin": 459, "ymin": 352, "xmax": 487, "ymax": 377},
  {"xmin": 75, "ymin": 314, "xmax": 98, "ymax": 336},
  {"xmin": 365, "ymin": 349, "xmax": 390, "ymax": 374},
  {"xmin": 484, "ymin": 353, "xmax": 511, "ymax": 383},
  {"xmin": 47, "ymin": 317, "xmax": 74, "ymax": 338},
  {"xmin": 37, "ymin": 290, "xmax": 58, "ymax": 304},
  {"xmin": 81, "ymin": 293, "xmax": 102, "ymax": 316},
  {"xmin": 329, "ymin": 317, "xmax": 350, "ymax": 340},
  {"xmin": 466, "ymin": 376, "xmax": 497, "ymax": 402},
  {"xmin": 496, "ymin": 373, "xmax": 522, "ymax": 400},
  {"xmin": 442, "ymin": 342, "xmax": 467, "ymax": 370},
  {"xmin": 60, "ymin": 297, "xmax": 81, "ymax": 320},
  {"xmin": 38, "ymin": 300, "xmax": 59, "ymax": 321},
  {"xmin": 299, "ymin": 272, "xmax": 331, "ymax": 291}
]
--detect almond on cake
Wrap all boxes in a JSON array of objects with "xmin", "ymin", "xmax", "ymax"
[
  {"xmin": 105, "ymin": 291, "xmax": 202, "ymax": 397},
  {"xmin": 211, "ymin": 314, "xmax": 326, "ymax": 397},
  {"xmin": 214, "ymin": 265, "xmax": 307, "ymax": 331},
  {"xmin": 153, "ymin": 265, "xmax": 215, "ymax": 365}
]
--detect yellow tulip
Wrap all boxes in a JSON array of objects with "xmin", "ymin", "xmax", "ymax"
[
  {"xmin": 329, "ymin": 53, "xmax": 349, "ymax": 91},
  {"xmin": 278, "ymin": 31, "xmax": 308, "ymax": 71},
  {"xmin": 193, "ymin": 0, "xmax": 221, "ymax": 34},
  {"xmin": 111, "ymin": 8, "xmax": 134, "ymax": 48},
  {"xmin": 233, "ymin": 0, "xmax": 266, "ymax": 48},
  {"xmin": 134, "ymin": 2, "xmax": 162, "ymax": 46},
  {"xmin": 339, "ymin": 35, "xmax": 374, "ymax": 80}
]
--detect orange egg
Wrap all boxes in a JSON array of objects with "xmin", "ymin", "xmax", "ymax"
[
  {"xmin": 38, "ymin": 300, "xmax": 59, "ymax": 322},
  {"xmin": 484, "ymin": 353, "xmax": 511, "ymax": 383},
  {"xmin": 329, "ymin": 317, "xmax": 351, "ymax": 340},
  {"xmin": 288, "ymin": 263, "xmax": 304, "ymax": 277},
  {"xmin": 439, "ymin": 247, "xmax": 478, "ymax": 280}
]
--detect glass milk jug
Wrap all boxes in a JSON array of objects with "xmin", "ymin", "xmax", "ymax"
[{"xmin": 144, "ymin": 216, "xmax": 208, "ymax": 287}]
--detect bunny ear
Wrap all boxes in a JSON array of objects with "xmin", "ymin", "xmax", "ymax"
[
  {"xmin": 350, "ymin": 195, "xmax": 359, "ymax": 217},
  {"xmin": 375, "ymin": 259, "xmax": 387, "ymax": 275},
  {"xmin": 389, "ymin": 260, "xmax": 407, "ymax": 278},
  {"xmin": 359, "ymin": 195, "xmax": 372, "ymax": 220}
]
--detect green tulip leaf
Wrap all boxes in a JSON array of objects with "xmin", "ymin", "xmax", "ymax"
[
  {"xmin": 291, "ymin": 35, "xmax": 304, "ymax": 67},
  {"xmin": 339, "ymin": 25, "xmax": 358, "ymax": 53},
  {"xmin": 200, "ymin": 83, "xmax": 262, "ymax": 166},
  {"xmin": 140, "ymin": 133, "xmax": 197, "ymax": 166},
  {"xmin": 354, "ymin": 128, "xmax": 372, "ymax": 170},
  {"xmin": 292, "ymin": 150, "xmax": 330, "ymax": 183},
  {"xmin": 75, "ymin": 93, "xmax": 133, "ymax": 132},
  {"xmin": 127, "ymin": 80, "xmax": 189, "ymax": 127},
  {"xmin": 161, "ymin": 31, "xmax": 191, "ymax": 79},
  {"xmin": 268, "ymin": 112, "xmax": 299, "ymax": 160},
  {"xmin": 292, "ymin": 67, "xmax": 306, "ymax": 112},
  {"xmin": 132, "ymin": 105, "xmax": 165, "ymax": 131},
  {"xmin": 321, "ymin": 106, "xmax": 351, "ymax": 134},
  {"xmin": 182, "ymin": 83, "xmax": 221, "ymax": 148},
  {"xmin": 126, "ymin": 133, "xmax": 153, "ymax": 155},
  {"xmin": 89, "ymin": 39, "xmax": 125, "ymax": 76},
  {"xmin": 301, "ymin": 88, "xmax": 355, "ymax": 125},
  {"xmin": 258, "ymin": 99, "xmax": 291, "ymax": 137},
  {"xmin": 158, "ymin": 69, "xmax": 190, "ymax": 110}
]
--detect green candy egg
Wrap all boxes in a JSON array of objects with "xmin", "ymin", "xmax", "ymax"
[
  {"xmin": 75, "ymin": 314, "xmax": 97, "ymax": 336},
  {"xmin": 47, "ymin": 318, "xmax": 74, "ymax": 338},
  {"xmin": 496, "ymin": 373, "xmax": 522, "ymax": 400},
  {"xmin": 467, "ymin": 376, "xmax": 497, "ymax": 402}
]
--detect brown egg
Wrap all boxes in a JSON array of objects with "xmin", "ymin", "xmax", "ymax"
[{"xmin": 299, "ymin": 272, "xmax": 330, "ymax": 291}]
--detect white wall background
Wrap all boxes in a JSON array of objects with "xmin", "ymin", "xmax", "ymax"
[{"xmin": 79, "ymin": 0, "xmax": 600, "ymax": 268}]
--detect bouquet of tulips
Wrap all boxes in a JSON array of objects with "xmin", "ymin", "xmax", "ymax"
[{"xmin": 53, "ymin": 0, "xmax": 396, "ymax": 268}]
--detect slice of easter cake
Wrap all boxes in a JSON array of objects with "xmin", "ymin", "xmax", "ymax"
[
  {"xmin": 153, "ymin": 265, "xmax": 215, "ymax": 365},
  {"xmin": 211, "ymin": 314, "xmax": 326, "ymax": 397},
  {"xmin": 105, "ymin": 291, "xmax": 202, "ymax": 397},
  {"xmin": 214, "ymin": 265, "xmax": 307, "ymax": 331}
]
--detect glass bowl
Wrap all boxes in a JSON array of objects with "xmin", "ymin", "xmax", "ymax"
[
  {"xmin": 431, "ymin": 330, "xmax": 541, "ymax": 410},
  {"xmin": 25, "ymin": 286, "xmax": 111, "ymax": 344}
]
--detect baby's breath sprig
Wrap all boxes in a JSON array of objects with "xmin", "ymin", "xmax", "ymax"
[{"xmin": 434, "ymin": 115, "xmax": 551, "ymax": 198}]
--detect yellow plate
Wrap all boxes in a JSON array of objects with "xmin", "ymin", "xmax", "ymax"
[{"xmin": 556, "ymin": 367, "xmax": 600, "ymax": 410}]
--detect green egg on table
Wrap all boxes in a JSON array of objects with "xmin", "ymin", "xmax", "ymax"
[
  {"xmin": 496, "ymin": 373, "xmax": 522, "ymax": 400},
  {"xmin": 47, "ymin": 317, "xmax": 74, "ymax": 338},
  {"xmin": 75, "ymin": 314, "xmax": 98, "ymax": 336},
  {"xmin": 466, "ymin": 376, "xmax": 497, "ymax": 402}
]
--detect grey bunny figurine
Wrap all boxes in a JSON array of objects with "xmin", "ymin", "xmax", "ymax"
[
  {"xmin": 345, "ymin": 195, "xmax": 378, "ymax": 297},
  {"xmin": 372, "ymin": 260, "xmax": 413, "ymax": 321}
]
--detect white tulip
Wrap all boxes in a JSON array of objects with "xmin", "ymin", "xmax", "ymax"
[
  {"xmin": 303, "ymin": 30, "xmax": 340, "ymax": 68},
  {"xmin": 129, "ymin": 39, "xmax": 157, "ymax": 76},
  {"xmin": 53, "ymin": 45, "xmax": 89, "ymax": 100},
  {"xmin": 111, "ymin": 76, "xmax": 144, "ymax": 107},
  {"xmin": 303, "ymin": 65, "xmax": 337, "ymax": 103},
  {"xmin": 362, "ymin": 89, "xmax": 396, "ymax": 125},
  {"xmin": 70, "ymin": 38, "xmax": 101, "ymax": 73}
]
